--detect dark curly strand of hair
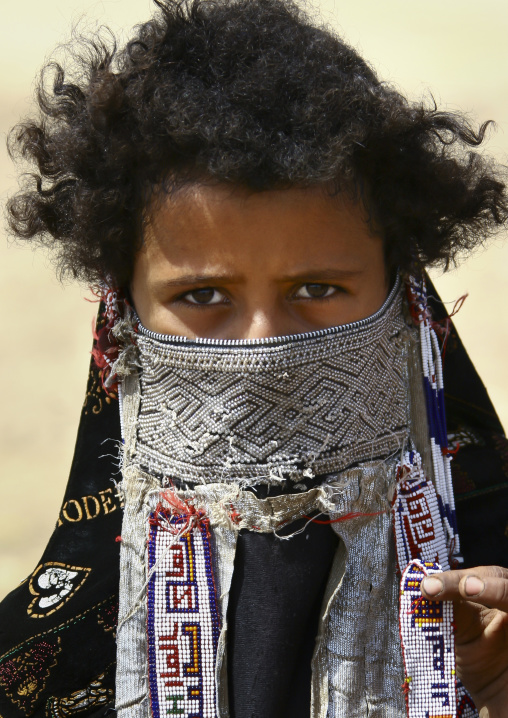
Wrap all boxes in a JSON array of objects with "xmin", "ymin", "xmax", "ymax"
[{"xmin": 6, "ymin": 0, "xmax": 508, "ymax": 287}]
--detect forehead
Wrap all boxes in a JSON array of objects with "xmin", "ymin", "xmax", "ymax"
[{"xmin": 142, "ymin": 184, "xmax": 382, "ymax": 275}]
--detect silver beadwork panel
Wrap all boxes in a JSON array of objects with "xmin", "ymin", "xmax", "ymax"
[{"xmin": 133, "ymin": 289, "xmax": 409, "ymax": 484}]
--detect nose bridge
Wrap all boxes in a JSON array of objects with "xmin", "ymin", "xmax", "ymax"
[
  {"xmin": 242, "ymin": 304, "xmax": 281, "ymax": 340},
  {"xmin": 233, "ymin": 278, "xmax": 301, "ymax": 340}
]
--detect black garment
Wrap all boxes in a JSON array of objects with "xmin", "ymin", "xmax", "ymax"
[
  {"xmin": 0, "ymin": 289, "xmax": 507, "ymax": 717},
  {"xmin": 227, "ymin": 523, "xmax": 339, "ymax": 718}
]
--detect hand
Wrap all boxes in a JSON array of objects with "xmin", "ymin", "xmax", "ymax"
[{"xmin": 421, "ymin": 566, "xmax": 508, "ymax": 718}]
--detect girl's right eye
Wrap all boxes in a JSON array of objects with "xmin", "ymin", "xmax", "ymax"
[
  {"xmin": 181, "ymin": 288, "xmax": 226, "ymax": 305},
  {"xmin": 293, "ymin": 283, "xmax": 339, "ymax": 300}
]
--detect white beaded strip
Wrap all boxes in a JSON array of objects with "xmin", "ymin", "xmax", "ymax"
[
  {"xmin": 399, "ymin": 560, "xmax": 456, "ymax": 718},
  {"xmin": 412, "ymin": 277, "xmax": 461, "ymax": 564},
  {"xmin": 394, "ymin": 452, "xmax": 449, "ymax": 571},
  {"xmin": 397, "ymin": 275, "xmax": 479, "ymax": 718},
  {"xmin": 147, "ymin": 513, "xmax": 220, "ymax": 718}
]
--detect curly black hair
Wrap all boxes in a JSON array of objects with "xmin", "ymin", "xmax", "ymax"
[{"xmin": 6, "ymin": 0, "xmax": 508, "ymax": 287}]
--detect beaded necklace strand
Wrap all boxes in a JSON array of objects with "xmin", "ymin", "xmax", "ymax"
[{"xmin": 396, "ymin": 275, "xmax": 477, "ymax": 718}]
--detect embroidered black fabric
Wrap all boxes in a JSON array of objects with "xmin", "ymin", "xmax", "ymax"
[
  {"xmin": 0, "ymin": 284, "xmax": 507, "ymax": 717},
  {"xmin": 0, "ymin": 345, "xmax": 122, "ymax": 717}
]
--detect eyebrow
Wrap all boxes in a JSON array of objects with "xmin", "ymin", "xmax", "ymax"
[
  {"xmin": 152, "ymin": 268, "xmax": 364, "ymax": 291},
  {"xmin": 153, "ymin": 274, "xmax": 243, "ymax": 290},
  {"xmin": 279, "ymin": 268, "xmax": 364, "ymax": 282}
]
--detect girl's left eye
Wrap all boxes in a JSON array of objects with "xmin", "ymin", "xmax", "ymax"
[
  {"xmin": 294, "ymin": 283, "xmax": 338, "ymax": 299},
  {"xmin": 182, "ymin": 288, "xmax": 226, "ymax": 305}
]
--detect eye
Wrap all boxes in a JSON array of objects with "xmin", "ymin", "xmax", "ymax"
[
  {"xmin": 182, "ymin": 288, "xmax": 226, "ymax": 305},
  {"xmin": 294, "ymin": 283, "xmax": 338, "ymax": 299}
]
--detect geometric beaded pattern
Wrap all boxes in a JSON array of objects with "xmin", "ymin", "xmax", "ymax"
[
  {"xmin": 399, "ymin": 560, "xmax": 456, "ymax": 718},
  {"xmin": 393, "ymin": 456, "xmax": 449, "ymax": 571},
  {"xmin": 406, "ymin": 274, "xmax": 461, "ymax": 564},
  {"xmin": 134, "ymin": 283, "xmax": 409, "ymax": 484},
  {"xmin": 147, "ymin": 514, "xmax": 220, "ymax": 718},
  {"xmin": 456, "ymin": 682, "xmax": 480, "ymax": 718}
]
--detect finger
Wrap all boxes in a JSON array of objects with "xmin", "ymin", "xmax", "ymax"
[{"xmin": 421, "ymin": 565, "xmax": 508, "ymax": 611}]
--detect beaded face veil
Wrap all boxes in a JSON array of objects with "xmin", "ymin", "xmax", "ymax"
[
  {"xmin": 125, "ymin": 278, "xmax": 408, "ymax": 489},
  {"xmin": 111, "ymin": 275, "xmax": 474, "ymax": 718}
]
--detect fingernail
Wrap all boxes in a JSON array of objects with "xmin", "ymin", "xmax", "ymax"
[
  {"xmin": 422, "ymin": 576, "xmax": 444, "ymax": 597},
  {"xmin": 464, "ymin": 576, "xmax": 484, "ymax": 597}
]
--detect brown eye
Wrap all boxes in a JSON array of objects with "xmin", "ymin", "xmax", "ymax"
[
  {"xmin": 295, "ymin": 283, "xmax": 337, "ymax": 299},
  {"xmin": 184, "ymin": 288, "xmax": 225, "ymax": 305}
]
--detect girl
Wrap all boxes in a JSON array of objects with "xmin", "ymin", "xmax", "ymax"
[{"xmin": 1, "ymin": 2, "xmax": 507, "ymax": 717}]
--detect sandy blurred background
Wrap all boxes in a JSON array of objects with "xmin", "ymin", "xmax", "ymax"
[{"xmin": 1, "ymin": 0, "xmax": 507, "ymax": 599}]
